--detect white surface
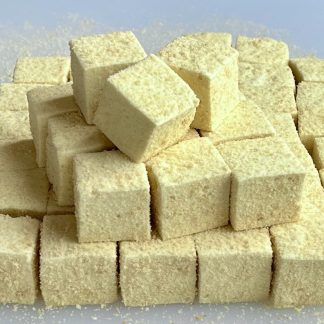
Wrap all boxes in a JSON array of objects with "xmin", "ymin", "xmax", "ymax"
[
  {"xmin": 1, "ymin": 299, "xmax": 324, "ymax": 324},
  {"xmin": 0, "ymin": 1, "xmax": 324, "ymax": 323}
]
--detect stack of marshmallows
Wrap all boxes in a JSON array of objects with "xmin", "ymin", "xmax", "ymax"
[{"xmin": 0, "ymin": 31, "xmax": 323, "ymax": 308}]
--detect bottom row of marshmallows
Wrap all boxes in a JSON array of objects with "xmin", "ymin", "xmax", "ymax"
[{"xmin": 1, "ymin": 204, "xmax": 323, "ymax": 308}]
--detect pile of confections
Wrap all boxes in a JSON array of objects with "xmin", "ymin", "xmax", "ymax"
[{"xmin": 0, "ymin": 31, "xmax": 324, "ymax": 308}]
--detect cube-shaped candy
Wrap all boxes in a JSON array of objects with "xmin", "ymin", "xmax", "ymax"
[
  {"xmin": 46, "ymin": 112, "xmax": 114, "ymax": 206},
  {"xmin": 239, "ymin": 62, "xmax": 295, "ymax": 91},
  {"xmin": 159, "ymin": 36, "xmax": 239, "ymax": 131},
  {"xmin": 289, "ymin": 141, "xmax": 322, "ymax": 203},
  {"xmin": 297, "ymin": 82, "xmax": 324, "ymax": 152},
  {"xmin": 0, "ymin": 215, "xmax": 40, "ymax": 304},
  {"xmin": 70, "ymin": 31, "xmax": 146, "ymax": 124},
  {"xmin": 0, "ymin": 168, "xmax": 49, "ymax": 217},
  {"xmin": 0, "ymin": 83, "xmax": 48, "ymax": 111},
  {"xmin": 267, "ymin": 114, "xmax": 320, "ymax": 200},
  {"xmin": 195, "ymin": 226, "xmax": 272, "ymax": 303},
  {"xmin": 94, "ymin": 54, "xmax": 199, "ymax": 162},
  {"xmin": 74, "ymin": 150, "xmax": 151, "ymax": 243},
  {"xmin": 0, "ymin": 139, "xmax": 37, "ymax": 171},
  {"xmin": 236, "ymin": 36, "xmax": 289, "ymax": 65},
  {"xmin": 289, "ymin": 142, "xmax": 318, "ymax": 177},
  {"xmin": 13, "ymin": 57, "xmax": 70, "ymax": 85},
  {"xmin": 200, "ymin": 98, "xmax": 275, "ymax": 145},
  {"xmin": 313, "ymin": 137, "xmax": 324, "ymax": 170},
  {"xmin": 303, "ymin": 174, "xmax": 324, "ymax": 213},
  {"xmin": 27, "ymin": 84, "xmax": 78, "ymax": 167},
  {"xmin": 218, "ymin": 137, "xmax": 306, "ymax": 230},
  {"xmin": 240, "ymin": 84, "xmax": 297, "ymax": 120},
  {"xmin": 185, "ymin": 32, "xmax": 232, "ymax": 46},
  {"xmin": 239, "ymin": 59, "xmax": 297, "ymax": 120},
  {"xmin": 120, "ymin": 235, "xmax": 196, "ymax": 306},
  {"xmin": 289, "ymin": 56, "xmax": 324, "ymax": 83},
  {"xmin": 47, "ymin": 188, "xmax": 74, "ymax": 215},
  {"xmin": 267, "ymin": 113, "xmax": 300, "ymax": 144},
  {"xmin": 270, "ymin": 202, "xmax": 324, "ymax": 307},
  {"xmin": 0, "ymin": 111, "xmax": 32, "ymax": 140},
  {"xmin": 40, "ymin": 215, "xmax": 118, "ymax": 306},
  {"xmin": 146, "ymin": 138, "xmax": 231, "ymax": 240}
]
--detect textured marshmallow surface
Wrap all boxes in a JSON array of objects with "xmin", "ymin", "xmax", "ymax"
[
  {"xmin": 0, "ymin": 168, "xmax": 49, "ymax": 217},
  {"xmin": 267, "ymin": 114, "xmax": 319, "ymax": 197},
  {"xmin": 70, "ymin": 31, "xmax": 146, "ymax": 123},
  {"xmin": 0, "ymin": 139, "xmax": 37, "ymax": 171},
  {"xmin": 270, "ymin": 197, "xmax": 324, "ymax": 307},
  {"xmin": 288, "ymin": 141, "xmax": 321, "ymax": 204},
  {"xmin": 40, "ymin": 215, "xmax": 118, "ymax": 306},
  {"xmin": 46, "ymin": 189, "xmax": 74, "ymax": 216},
  {"xmin": 159, "ymin": 36, "xmax": 239, "ymax": 131},
  {"xmin": 46, "ymin": 112, "xmax": 114, "ymax": 206},
  {"xmin": 13, "ymin": 57, "xmax": 70, "ymax": 85},
  {"xmin": 74, "ymin": 150, "xmax": 151, "ymax": 242},
  {"xmin": 238, "ymin": 59, "xmax": 297, "ymax": 119},
  {"xmin": 289, "ymin": 56, "xmax": 324, "ymax": 83},
  {"xmin": 313, "ymin": 137, "xmax": 324, "ymax": 170},
  {"xmin": 120, "ymin": 235, "xmax": 196, "ymax": 306},
  {"xmin": 159, "ymin": 36, "xmax": 238, "ymax": 76},
  {"xmin": 149, "ymin": 128, "xmax": 199, "ymax": 155},
  {"xmin": 267, "ymin": 113, "xmax": 300, "ymax": 144},
  {"xmin": 268, "ymin": 114, "xmax": 316, "ymax": 172},
  {"xmin": 267, "ymin": 115, "xmax": 320, "ymax": 200},
  {"xmin": 239, "ymin": 62, "xmax": 295, "ymax": 90},
  {"xmin": 302, "ymin": 174, "xmax": 324, "ymax": 214},
  {"xmin": 0, "ymin": 110, "xmax": 32, "ymax": 140},
  {"xmin": 200, "ymin": 98, "xmax": 275, "ymax": 145},
  {"xmin": 268, "ymin": 111, "xmax": 322, "ymax": 205},
  {"xmin": 236, "ymin": 35, "xmax": 289, "ymax": 65},
  {"xmin": 218, "ymin": 137, "xmax": 306, "ymax": 230},
  {"xmin": 94, "ymin": 54, "xmax": 199, "ymax": 162},
  {"xmin": 27, "ymin": 84, "xmax": 79, "ymax": 167},
  {"xmin": 184, "ymin": 32, "xmax": 232, "ymax": 46},
  {"xmin": 195, "ymin": 226, "xmax": 272, "ymax": 303},
  {"xmin": 0, "ymin": 215, "xmax": 40, "ymax": 304},
  {"xmin": 240, "ymin": 84, "xmax": 297, "ymax": 119},
  {"xmin": 297, "ymin": 82, "xmax": 324, "ymax": 152},
  {"xmin": 289, "ymin": 141, "xmax": 318, "ymax": 176},
  {"xmin": 147, "ymin": 138, "xmax": 231, "ymax": 240},
  {"xmin": 0, "ymin": 83, "xmax": 48, "ymax": 111}
]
